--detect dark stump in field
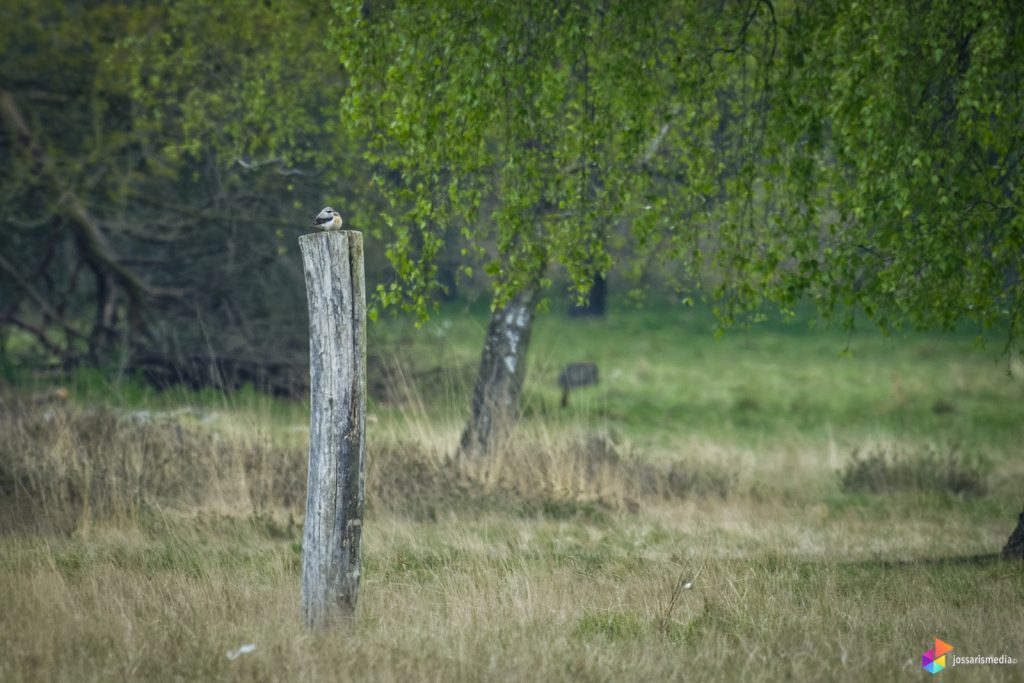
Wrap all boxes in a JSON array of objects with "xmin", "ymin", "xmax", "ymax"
[
  {"xmin": 558, "ymin": 362, "xmax": 599, "ymax": 407},
  {"xmin": 1002, "ymin": 510, "xmax": 1024, "ymax": 559}
]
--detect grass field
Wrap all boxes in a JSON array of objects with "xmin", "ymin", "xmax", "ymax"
[{"xmin": 2, "ymin": 305, "xmax": 1023, "ymax": 681}]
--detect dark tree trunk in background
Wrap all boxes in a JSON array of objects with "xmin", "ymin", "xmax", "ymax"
[
  {"xmin": 89, "ymin": 269, "xmax": 118, "ymax": 364},
  {"xmin": 1002, "ymin": 511, "xmax": 1024, "ymax": 558},
  {"xmin": 568, "ymin": 273, "xmax": 607, "ymax": 317},
  {"xmin": 459, "ymin": 282, "xmax": 542, "ymax": 456}
]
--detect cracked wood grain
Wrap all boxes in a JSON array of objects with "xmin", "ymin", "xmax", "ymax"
[{"xmin": 298, "ymin": 231, "xmax": 366, "ymax": 628}]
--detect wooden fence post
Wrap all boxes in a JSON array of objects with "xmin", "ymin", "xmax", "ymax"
[{"xmin": 298, "ymin": 230, "xmax": 366, "ymax": 628}]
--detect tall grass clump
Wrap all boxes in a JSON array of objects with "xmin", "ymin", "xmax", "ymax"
[
  {"xmin": 0, "ymin": 389, "xmax": 736, "ymax": 533},
  {"xmin": 838, "ymin": 446, "xmax": 988, "ymax": 497},
  {"xmin": 360, "ymin": 426, "xmax": 737, "ymax": 522},
  {"xmin": 0, "ymin": 396, "xmax": 304, "ymax": 531}
]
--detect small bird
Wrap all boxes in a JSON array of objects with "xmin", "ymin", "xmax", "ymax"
[{"xmin": 311, "ymin": 206, "xmax": 343, "ymax": 231}]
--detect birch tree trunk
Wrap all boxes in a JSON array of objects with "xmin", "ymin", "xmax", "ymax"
[
  {"xmin": 458, "ymin": 282, "xmax": 541, "ymax": 456},
  {"xmin": 298, "ymin": 231, "xmax": 366, "ymax": 628}
]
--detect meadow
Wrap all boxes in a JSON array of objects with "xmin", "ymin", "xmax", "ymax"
[{"xmin": 1, "ymin": 305, "xmax": 1023, "ymax": 682}]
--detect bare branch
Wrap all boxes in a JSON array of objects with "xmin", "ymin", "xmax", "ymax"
[
  {"xmin": 7, "ymin": 317, "xmax": 66, "ymax": 357},
  {"xmin": 0, "ymin": 252, "xmax": 90, "ymax": 342},
  {"xmin": 0, "ymin": 88, "xmax": 169, "ymax": 326}
]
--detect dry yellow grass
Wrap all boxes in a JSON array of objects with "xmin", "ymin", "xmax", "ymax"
[
  {"xmin": 1, "ymin": 395, "xmax": 1022, "ymax": 682},
  {"xmin": 1, "ymin": 505, "xmax": 1021, "ymax": 682}
]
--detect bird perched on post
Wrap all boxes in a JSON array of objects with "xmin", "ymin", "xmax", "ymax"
[{"xmin": 311, "ymin": 206, "xmax": 343, "ymax": 231}]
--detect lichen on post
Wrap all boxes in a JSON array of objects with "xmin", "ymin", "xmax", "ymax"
[{"xmin": 298, "ymin": 230, "xmax": 366, "ymax": 628}]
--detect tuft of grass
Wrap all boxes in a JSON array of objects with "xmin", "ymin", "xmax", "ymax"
[
  {"xmin": 839, "ymin": 447, "xmax": 989, "ymax": 498},
  {"xmin": 0, "ymin": 398, "xmax": 304, "ymax": 532},
  {"xmin": 666, "ymin": 460, "xmax": 736, "ymax": 499},
  {"xmin": 574, "ymin": 610, "xmax": 647, "ymax": 640}
]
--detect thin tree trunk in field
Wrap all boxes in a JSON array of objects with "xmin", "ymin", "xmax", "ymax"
[
  {"xmin": 458, "ymin": 281, "xmax": 542, "ymax": 456},
  {"xmin": 1002, "ymin": 510, "xmax": 1024, "ymax": 558}
]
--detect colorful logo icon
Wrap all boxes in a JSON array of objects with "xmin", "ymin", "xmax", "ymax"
[{"xmin": 922, "ymin": 638, "xmax": 953, "ymax": 674}]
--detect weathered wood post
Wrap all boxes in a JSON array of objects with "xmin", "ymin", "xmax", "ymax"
[{"xmin": 298, "ymin": 230, "xmax": 366, "ymax": 628}]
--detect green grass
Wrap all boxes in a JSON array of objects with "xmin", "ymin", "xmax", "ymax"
[
  {"xmin": 373, "ymin": 303, "xmax": 1024, "ymax": 456},
  {"xmin": 2, "ymin": 305, "xmax": 1023, "ymax": 681}
]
